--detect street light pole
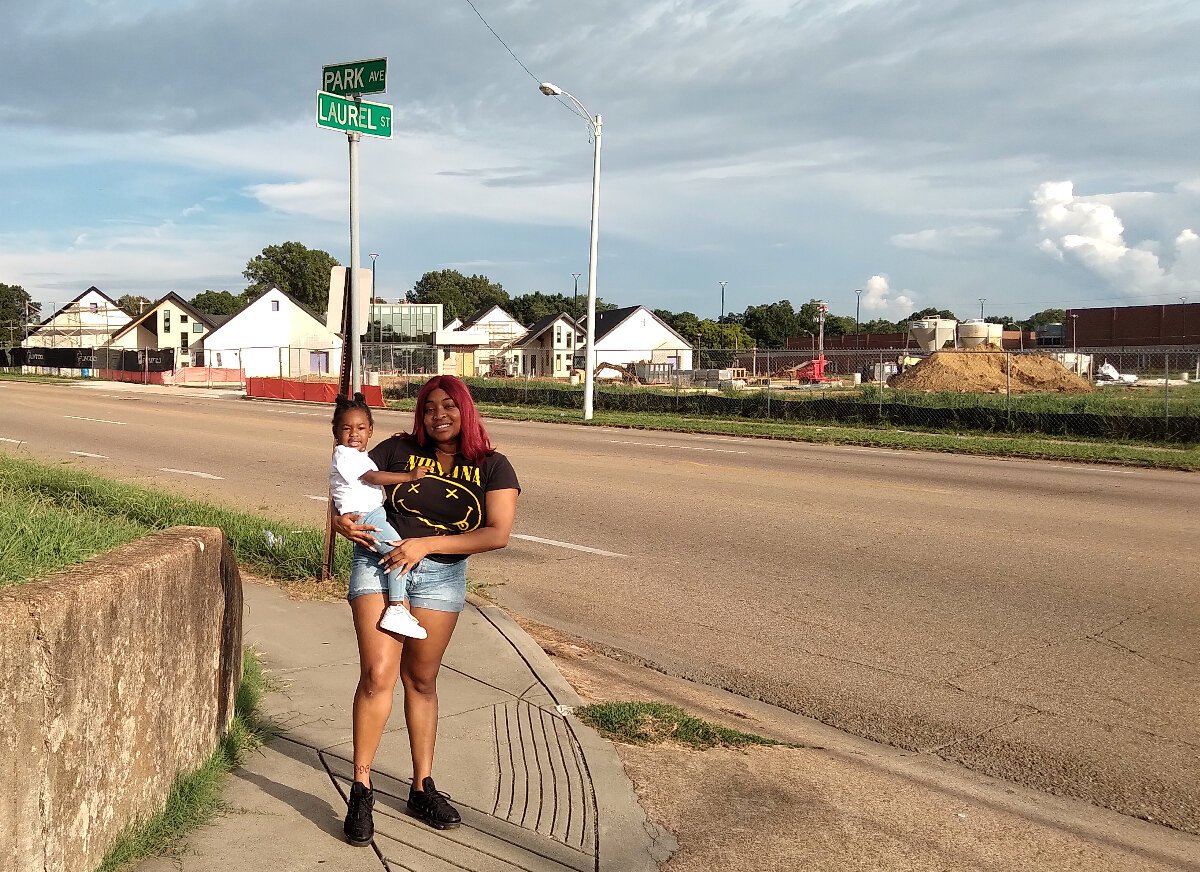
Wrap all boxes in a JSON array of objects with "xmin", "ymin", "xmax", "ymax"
[
  {"xmin": 540, "ymin": 81, "xmax": 602, "ymax": 421},
  {"xmin": 979, "ymin": 297, "xmax": 986, "ymax": 320},
  {"xmin": 719, "ymin": 281, "xmax": 728, "ymax": 323},
  {"xmin": 854, "ymin": 288, "xmax": 862, "ymax": 348},
  {"xmin": 572, "ymin": 272, "xmax": 582, "ymax": 320},
  {"xmin": 369, "ymin": 252, "xmax": 379, "ymax": 344},
  {"xmin": 1070, "ymin": 313, "xmax": 1078, "ymax": 354}
]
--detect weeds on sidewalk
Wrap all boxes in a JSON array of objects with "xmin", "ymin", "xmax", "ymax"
[
  {"xmin": 576, "ymin": 701, "xmax": 785, "ymax": 750},
  {"xmin": 95, "ymin": 651, "xmax": 275, "ymax": 872}
]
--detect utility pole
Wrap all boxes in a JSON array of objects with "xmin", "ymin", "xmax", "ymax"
[
  {"xmin": 719, "ymin": 281, "xmax": 728, "ymax": 323},
  {"xmin": 979, "ymin": 297, "xmax": 986, "ymax": 320},
  {"xmin": 855, "ymin": 288, "xmax": 862, "ymax": 349},
  {"xmin": 572, "ymin": 273, "xmax": 582, "ymax": 320}
]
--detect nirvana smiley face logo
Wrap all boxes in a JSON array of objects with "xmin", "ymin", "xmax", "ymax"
[{"xmin": 389, "ymin": 474, "xmax": 482, "ymax": 533}]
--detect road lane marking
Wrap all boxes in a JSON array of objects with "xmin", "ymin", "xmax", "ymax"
[
  {"xmin": 159, "ymin": 468, "xmax": 224, "ymax": 480},
  {"xmin": 607, "ymin": 439, "xmax": 747, "ymax": 454},
  {"xmin": 305, "ymin": 494, "xmax": 330, "ymax": 501},
  {"xmin": 64, "ymin": 415, "xmax": 126, "ymax": 425},
  {"xmin": 511, "ymin": 534, "xmax": 628, "ymax": 558},
  {"xmin": 70, "ymin": 451, "xmax": 108, "ymax": 459}
]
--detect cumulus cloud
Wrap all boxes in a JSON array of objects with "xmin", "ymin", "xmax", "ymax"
[
  {"xmin": 860, "ymin": 274, "xmax": 914, "ymax": 313},
  {"xmin": 1033, "ymin": 181, "xmax": 1200, "ymax": 296}
]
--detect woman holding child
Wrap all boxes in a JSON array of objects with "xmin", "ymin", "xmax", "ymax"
[{"xmin": 330, "ymin": 375, "xmax": 520, "ymax": 846}]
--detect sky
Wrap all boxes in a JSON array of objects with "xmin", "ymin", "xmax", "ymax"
[{"xmin": 2, "ymin": 0, "xmax": 1199, "ymax": 324}]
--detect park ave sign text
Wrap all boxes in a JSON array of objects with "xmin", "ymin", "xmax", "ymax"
[{"xmin": 322, "ymin": 58, "xmax": 387, "ymax": 96}]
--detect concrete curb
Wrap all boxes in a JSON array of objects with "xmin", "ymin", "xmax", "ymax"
[{"xmin": 468, "ymin": 595, "xmax": 673, "ymax": 872}]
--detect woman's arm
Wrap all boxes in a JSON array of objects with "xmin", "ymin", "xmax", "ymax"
[
  {"xmin": 331, "ymin": 511, "xmax": 380, "ymax": 549},
  {"xmin": 379, "ymin": 488, "xmax": 518, "ymax": 574}
]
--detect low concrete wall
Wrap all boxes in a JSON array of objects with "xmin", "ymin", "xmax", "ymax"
[{"xmin": 0, "ymin": 526, "xmax": 243, "ymax": 872}]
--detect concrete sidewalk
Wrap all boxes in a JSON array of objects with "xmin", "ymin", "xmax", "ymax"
[{"xmin": 139, "ymin": 581, "xmax": 669, "ymax": 872}]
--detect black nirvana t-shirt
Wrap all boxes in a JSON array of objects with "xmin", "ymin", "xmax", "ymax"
[{"xmin": 369, "ymin": 435, "xmax": 520, "ymax": 563}]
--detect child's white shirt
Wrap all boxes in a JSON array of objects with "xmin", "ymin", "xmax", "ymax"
[{"xmin": 330, "ymin": 445, "xmax": 386, "ymax": 514}]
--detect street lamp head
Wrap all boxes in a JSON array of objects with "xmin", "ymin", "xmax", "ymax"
[{"xmin": 539, "ymin": 82, "xmax": 563, "ymax": 96}]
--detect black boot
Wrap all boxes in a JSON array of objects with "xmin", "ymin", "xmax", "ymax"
[
  {"xmin": 407, "ymin": 776, "xmax": 461, "ymax": 830},
  {"xmin": 343, "ymin": 780, "xmax": 375, "ymax": 846}
]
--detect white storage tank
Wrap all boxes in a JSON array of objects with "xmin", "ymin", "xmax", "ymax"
[
  {"xmin": 908, "ymin": 319, "xmax": 957, "ymax": 351},
  {"xmin": 958, "ymin": 319, "xmax": 1003, "ymax": 348}
]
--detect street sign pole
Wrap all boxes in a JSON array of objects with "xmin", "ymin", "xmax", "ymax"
[{"xmin": 348, "ymin": 119, "xmax": 362, "ymax": 395}]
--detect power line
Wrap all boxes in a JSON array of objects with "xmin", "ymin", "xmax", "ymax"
[{"xmin": 459, "ymin": 0, "xmax": 591, "ymax": 124}]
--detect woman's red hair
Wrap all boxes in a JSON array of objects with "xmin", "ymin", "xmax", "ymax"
[{"xmin": 411, "ymin": 375, "xmax": 494, "ymax": 463}]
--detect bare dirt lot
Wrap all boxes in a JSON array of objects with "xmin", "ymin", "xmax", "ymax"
[{"xmin": 516, "ymin": 616, "xmax": 1200, "ymax": 872}]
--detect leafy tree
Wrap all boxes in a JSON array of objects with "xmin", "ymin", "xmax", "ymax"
[
  {"xmin": 191, "ymin": 290, "xmax": 247, "ymax": 316},
  {"xmin": 741, "ymin": 300, "xmax": 802, "ymax": 348},
  {"xmin": 116, "ymin": 294, "xmax": 152, "ymax": 317},
  {"xmin": 407, "ymin": 270, "xmax": 509, "ymax": 323},
  {"xmin": 0, "ymin": 283, "xmax": 39, "ymax": 345},
  {"xmin": 1020, "ymin": 308, "xmax": 1066, "ymax": 331},
  {"xmin": 509, "ymin": 291, "xmax": 575, "ymax": 325},
  {"xmin": 905, "ymin": 307, "xmax": 958, "ymax": 321},
  {"xmin": 860, "ymin": 317, "xmax": 903, "ymax": 334},
  {"xmin": 985, "ymin": 315, "xmax": 1019, "ymax": 329},
  {"xmin": 243, "ymin": 242, "xmax": 340, "ymax": 313}
]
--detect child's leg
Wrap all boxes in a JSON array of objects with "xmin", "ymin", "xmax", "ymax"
[{"xmin": 362, "ymin": 508, "xmax": 408, "ymax": 605}]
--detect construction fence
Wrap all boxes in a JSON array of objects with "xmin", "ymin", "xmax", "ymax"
[{"xmin": 387, "ymin": 346, "xmax": 1200, "ymax": 444}]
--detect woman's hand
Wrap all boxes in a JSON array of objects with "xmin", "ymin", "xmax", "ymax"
[
  {"xmin": 379, "ymin": 536, "xmax": 434, "ymax": 575},
  {"xmin": 332, "ymin": 512, "xmax": 379, "ymax": 549}
]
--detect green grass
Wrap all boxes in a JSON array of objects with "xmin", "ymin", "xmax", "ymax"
[
  {"xmin": 94, "ymin": 651, "xmax": 274, "ymax": 872},
  {"xmin": 0, "ymin": 453, "xmax": 350, "ymax": 587},
  {"xmin": 388, "ymin": 398, "xmax": 1200, "ymax": 471},
  {"xmin": 575, "ymin": 701, "xmax": 783, "ymax": 750}
]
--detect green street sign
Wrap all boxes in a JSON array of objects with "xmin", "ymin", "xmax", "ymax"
[
  {"xmin": 316, "ymin": 91, "xmax": 392, "ymax": 138},
  {"xmin": 322, "ymin": 57, "xmax": 387, "ymax": 96}
]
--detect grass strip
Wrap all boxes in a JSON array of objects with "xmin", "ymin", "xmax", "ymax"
[
  {"xmin": 0, "ymin": 453, "xmax": 350, "ymax": 587},
  {"xmin": 95, "ymin": 651, "xmax": 274, "ymax": 872},
  {"xmin": 385, "ymin": 399, "xmax": 1200, "ymax": 471},
  {"xmin": 575, "ymin": 701, "xmax": 783, "ymax": 750},
  {"xmin": 0, "ymin": 371, "xmax": 81, "ymax": 384}
]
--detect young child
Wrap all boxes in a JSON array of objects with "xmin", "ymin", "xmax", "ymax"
[{"xmin": 330, "ymin": 393, "xmax": 428, "ymax": 638}]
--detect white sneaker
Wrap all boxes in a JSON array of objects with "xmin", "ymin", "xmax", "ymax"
[{"xmin": 379, "ymin": 604, "xmax": 427, "ymax": 639}]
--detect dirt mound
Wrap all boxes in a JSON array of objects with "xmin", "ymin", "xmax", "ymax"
[{"xmin": 888, "ymin": 345, "xmax": 1093, "ymax": 394}]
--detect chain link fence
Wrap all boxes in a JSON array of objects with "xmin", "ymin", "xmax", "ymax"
[{"xmin": 383, "ymin": 345, "xmax": 1200, "ymax": 444}]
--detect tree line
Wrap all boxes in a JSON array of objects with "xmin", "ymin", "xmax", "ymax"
[{"xmin": 2, "ymin": 240, "xmax": 1068, "ymax": 350}]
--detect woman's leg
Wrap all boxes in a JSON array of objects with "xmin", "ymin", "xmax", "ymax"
[
  {"xmin": 350, "ymin": 593, "xmax": 404, "ymax": 787},
  {"xmin": 399, "ymin": 607, "xmax": 461, "ymax": 785}
]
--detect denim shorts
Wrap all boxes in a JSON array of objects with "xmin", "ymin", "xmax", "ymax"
[{"xmin": 347, "ymin": 543, "xmax": 468, "ymax": 612}]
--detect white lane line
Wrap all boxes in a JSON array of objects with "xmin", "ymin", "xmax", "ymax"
[
  {"xmin": 64, "ymin": 415, "xmax": 127, "ymax": 425},
  {"xmin": 511, "ymin": 533, "xmax": 629, "ymax": 558},
  {"xmin": 305, "ymin": 494, "xmax": 330, "ymax": 502},
  {"xmin": 70, "ymin": 451, "xmax": 108, "ymax": 459},
  {"xmin": 607, "ymin": 439, "xmax": 747, "ymax": 455},
  {"xmin": 159, "ymin": 468, "xmax": 224, "ymax": 480}
]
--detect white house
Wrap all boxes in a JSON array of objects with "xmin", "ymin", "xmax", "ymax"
[
  {"xmin": 514, "ymin": 313, "xmax": 582, "ymax": 378},
  {"xmin": 23, "ymin": 287, "xmax": 131, "ymax": 348},
  {"xmin": 105, "ymin": 292, "xmax": 221, "ymax": 367},
  {"xmin": 459, "ymin": 305, "xmax": 526, "ymax": 376},
  {"xmin": 202, "ymin": 287, "xmax": 343, "ymax": 377},
  {"xmin": 582, "ymin": 305, "xmax": 693, "ymax": 375}
]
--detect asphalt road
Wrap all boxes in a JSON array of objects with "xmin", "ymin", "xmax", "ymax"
[{"xmin": 4, "ymin": 379, "xmax": 1198, "ymax": 834}]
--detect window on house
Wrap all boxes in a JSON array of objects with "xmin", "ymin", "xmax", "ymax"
[
  {"xmin": 271, "ymin": 300, "xmax": 280, "ymax": 312},
  {"xmin": 556, "ymin": 327, "xmax": 562, "ymax": 345},
  {"xmin": 89, "ymin": 302, "xmax": 99, "ymax": 314},
  {"xmin": 193, "ymin": 322, "xmax": 203, "ymax": 333},
  {"xmin": 179, "ymin": 333, "xmax": 189, "ymax": 351},
  {"xmin": 566, "ymin": 334, "xmax": 572, "ymax": 348},
  {"xmin": 163, "ymin": 310, "xmax": 171, "ymax": 332},
  {"xmin": 179, "ymin": 314, "xmax": 188, "ymax": 324},
  {"xmin": 215, "ymin": 352, "xmax": 223, "ymax": 367}
]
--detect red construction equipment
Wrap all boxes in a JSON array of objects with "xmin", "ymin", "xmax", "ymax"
[{"xmin": 793, "ymin": 356, "xmax": 829, "ymax": 383}]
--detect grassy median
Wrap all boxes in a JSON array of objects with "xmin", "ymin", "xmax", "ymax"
[{"xmin": 0, "ymin": 453, "xmax": 349, "ymax": 588}]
